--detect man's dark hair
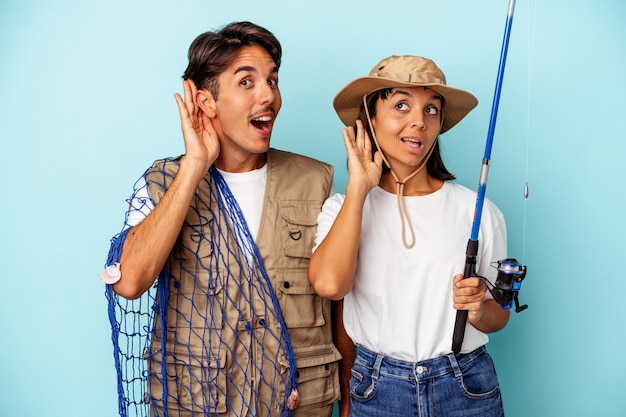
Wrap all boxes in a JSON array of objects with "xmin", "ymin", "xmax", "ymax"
[
  {"xmin": 357, "ymin": 88, "xmax": 455, "ymax": 181},
  {"xmin": 183, "ymin": 21, "xmax": 282, "ymax": 100}
]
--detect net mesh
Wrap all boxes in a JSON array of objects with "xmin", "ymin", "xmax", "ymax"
[{"xmin": 104, "ymin": 161, "xmax": 297, "ymax": 417}]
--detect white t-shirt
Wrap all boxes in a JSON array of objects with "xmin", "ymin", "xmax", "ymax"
[
  {"xmin": 216, "ymin": 166, "xmax": 267, "ymax": 240},
  {"xmin": 314, "ymin": 181, "xmax": 507, "ymax": 362}
]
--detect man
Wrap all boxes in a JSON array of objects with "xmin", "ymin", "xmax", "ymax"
[{"xmin": 101, "ymin": 21, "xmax": 350, "ymax": 417}]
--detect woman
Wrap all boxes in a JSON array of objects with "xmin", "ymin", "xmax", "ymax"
[{"xmin": 308, "ymin": 55, "xmax": 509, "ymax": 416}]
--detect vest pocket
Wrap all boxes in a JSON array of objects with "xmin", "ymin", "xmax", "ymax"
[
  {"xmin": 168, "ymin": 266, "xmax": 226, "ymax": 330},
  {"xmin": 278, "ymin": 201, "xmax": 320, "ymax": 259},
  {"xmin": 148, "ymin": 348, "xmax": 228, "ymax": 414},
  {"xmin": 179, "ymin": 210, "xmax": 215, "ymax": 259},
  {"xmin": 276, "ymin": 269, "xmax": 324, "ymax": 328},
  {"xmin": 293, "ymin": 344, "xmax": 341, "ymax": 409}
]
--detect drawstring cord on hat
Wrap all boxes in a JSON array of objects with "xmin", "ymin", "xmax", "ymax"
[{"xmin": 362, "ymin": 95, "xmax": 441, "ymax": 249}]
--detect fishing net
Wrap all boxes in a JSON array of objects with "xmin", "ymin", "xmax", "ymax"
[{"xmin": 103, "ymin": 160, "xmax": 298, "ymax": 417}]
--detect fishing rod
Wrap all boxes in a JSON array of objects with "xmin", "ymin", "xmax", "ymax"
[{"xmin": 451, "ymin": 0, "xmax": 527, "ymax": 353}]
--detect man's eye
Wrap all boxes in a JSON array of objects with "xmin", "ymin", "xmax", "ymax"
[
  {"xmin": 268, "ymin": 79, "xmax": 278, "ymax": 87},
  {"xmin": 395, "ymin": 102, "xmax": 408, "ymax": 110},
  {"xmin": 426, "ymin": 106, "xmax": 439, "ymax": 115},
  {"xmin": 240, "ymin": 79, "xmax": 251, "ymax": 86}
]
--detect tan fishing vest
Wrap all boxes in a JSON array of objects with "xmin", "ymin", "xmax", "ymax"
[{"xmin": 144, "ymin": 149, "xmax": 341, "ymax": 417}]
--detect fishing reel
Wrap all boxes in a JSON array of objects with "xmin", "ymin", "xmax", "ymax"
[{"xmin": 479, "ymin": 258, "xmax": 528, "ymax": 313}]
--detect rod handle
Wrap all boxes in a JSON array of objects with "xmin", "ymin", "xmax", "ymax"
[{"xmin": 452, "ymin": 240, "xmax": 479, "ymax": 353}]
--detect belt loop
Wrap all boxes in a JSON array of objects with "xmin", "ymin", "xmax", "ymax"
[
  {"xmin": 447, "ymin": 353, "xmax": 462, "ymax": 378},
  {"xmin": 372, "ymin": 353, "xmax": 384, "ymax": 380}
]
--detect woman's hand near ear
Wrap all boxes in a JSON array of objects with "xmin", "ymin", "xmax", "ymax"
[
  {"xmin": 344, "ymin": 119, "xmax": 383, "ymax": 198},
  {"xmin": 174, "ymin": 79, "xmax": 220, "ymax": 176}
]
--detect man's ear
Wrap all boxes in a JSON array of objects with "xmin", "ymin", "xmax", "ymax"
[{"xmin": 196, "ymin": 89, "xmax": 217, "ymax": 118}]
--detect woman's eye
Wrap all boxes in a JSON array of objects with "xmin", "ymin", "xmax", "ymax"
[
  {"xmin": 240, "ymin": 79, "xmax": 252, "ymax": 86},
  {"xmin": 268, "ymin": 78, "xmax": 278, "ymax": 87},
  {"xmin": 426, "ymin": 106, "xmax": 439, "ymax": 115}
]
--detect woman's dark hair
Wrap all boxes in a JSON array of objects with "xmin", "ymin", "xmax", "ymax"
[
  {"xmin": 182, "ymin": 21, "xmax": 282, "ymax": 100},
  {"xmin": 357, "ymin": 88, "xmax": 455, "ymax": 181}
]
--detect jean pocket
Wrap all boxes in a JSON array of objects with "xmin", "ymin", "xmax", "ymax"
[
  {"xmin": 457, "ymin": 350, "xmax": 500, "ymax": 400},
  {"xmin": 349, "ymin": 362, "xmax": 377, "ymax": 401}
]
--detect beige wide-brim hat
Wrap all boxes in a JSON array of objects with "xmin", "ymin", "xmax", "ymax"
[{"xmin": 333, "ymin": 55, "xmax": 478, "ymax": 133}]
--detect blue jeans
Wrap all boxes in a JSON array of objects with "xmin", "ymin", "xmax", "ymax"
[{"xmin": 349, "ymin": 345, "xmax": 504, "ymax": 417}]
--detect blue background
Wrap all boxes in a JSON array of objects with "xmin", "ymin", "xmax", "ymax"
[{"xmin": 1, "ymin": 1, "xmax": 625, "ymax": 416}]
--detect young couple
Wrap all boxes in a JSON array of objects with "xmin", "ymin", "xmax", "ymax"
[{"xmin": 103, "ymin": 20, "xmax": 508, "ymax": 417}]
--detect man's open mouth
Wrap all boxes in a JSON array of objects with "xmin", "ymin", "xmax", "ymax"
[{"xmin": 251, "ymin": 115, "xmax": 272, "ymax": 131}]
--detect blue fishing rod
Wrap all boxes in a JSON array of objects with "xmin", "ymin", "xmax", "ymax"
[{"xmin": 452, "ymin": 0, "xmax": 527, "ymax": 353}]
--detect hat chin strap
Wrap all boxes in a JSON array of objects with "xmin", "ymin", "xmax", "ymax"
[{"xmin": 363, "ymin": 96, "xmax": 441, "ymax": 249}]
